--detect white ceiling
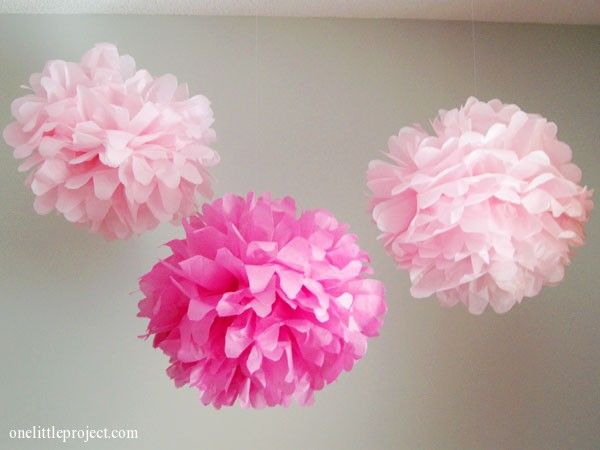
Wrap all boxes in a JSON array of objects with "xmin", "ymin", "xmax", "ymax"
[{"xmin": 1, "ymin": 0, "xmax": 599, "ymax": 25}]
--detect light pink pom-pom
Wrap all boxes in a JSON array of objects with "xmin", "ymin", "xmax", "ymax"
[
  {"xmin": 3, "ymin": 43, "xmax": 218, "ymax": 239},
  {"xmin": 138, "ymin": 192, "xmax": 386, "ymax": 408},
  {"xmin": 367, "ymin": 97, "xmax": 593, "ymax": 314}
]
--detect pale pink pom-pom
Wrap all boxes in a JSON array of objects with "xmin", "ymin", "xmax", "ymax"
[
  {"xmin": 367, "ymin": 97, "xmax": 593, "ymax": 314},
  {"xmin": 3, "ymin": 43, "xmax": 218, "ymax": 239},
  {"xmin": 138, "ymin": 192, "xmax": 387, "ymax": 408}
]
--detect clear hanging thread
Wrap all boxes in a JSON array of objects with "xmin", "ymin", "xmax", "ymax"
[
  {"xmin": 254, "ymin": 1, "xmax": 259, "ymax": 155},
  {"xmin": 471, "ymin": 0, "xmax": 478, "ymax": 95}
]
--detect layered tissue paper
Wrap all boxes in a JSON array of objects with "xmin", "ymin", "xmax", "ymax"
[
  {"xmin": 3, "ymin": 43, "xmax": 218, "ymax": 239},
  {"xmin": 138, "ymin": 192, "xmax": 387, "ymax": 408},
  {"xmin": 367, "ymin": 97, "xmax": 593, "ymax": 314}
]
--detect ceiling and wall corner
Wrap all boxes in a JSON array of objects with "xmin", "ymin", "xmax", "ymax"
[{"xmin": 1, "ymin": 0, "xmax": 599, "ymax": 25}]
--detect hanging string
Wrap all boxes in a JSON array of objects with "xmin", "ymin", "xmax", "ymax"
[
  {"xmin": 254, "ymin": 1, "xmax": 259, "ymax": 154},
  {"xmin": 471, "ymin": 0, "xmax": 477, "ymax": 95}
]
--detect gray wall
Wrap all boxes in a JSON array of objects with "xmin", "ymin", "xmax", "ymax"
[{"xmin": 0, "ymin": 15, "xmax": 598, "ymax": 450}]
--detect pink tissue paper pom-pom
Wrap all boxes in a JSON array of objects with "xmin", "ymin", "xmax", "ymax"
[
  {"xmin": 2, "ymin": 43, "xmax": 218, "ymax": 239},
  {"xmin": 138, "ymin": 192, "xmax": 387, "ymax": 408},
  {"xmin": 367, "ymin": 97, "xmax": 593, "ymax": 314}
]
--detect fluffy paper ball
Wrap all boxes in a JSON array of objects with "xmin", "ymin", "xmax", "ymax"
[
  {"xmin": 138, "ymin": 192, "xmax": 386, "ymax": 408},
  {"xmin": 3, "ymin": 43, "xmax": 218, "ymax": 239},
  {"xmin": 367, "ymin": 97, "xmax": 593, "ymax": 314}
]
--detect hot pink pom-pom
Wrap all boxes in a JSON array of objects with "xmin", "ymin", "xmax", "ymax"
[
  {"xmin": 138, "ymin": 192, "xmax": 386, "ymax": 408},
  {"xmin": 367, "ymin": 97, "xmax": 593, "ymax": 314},
  {"xmin": 3, "ymin": 43, "xmax": 218, "ymax": 239}
]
